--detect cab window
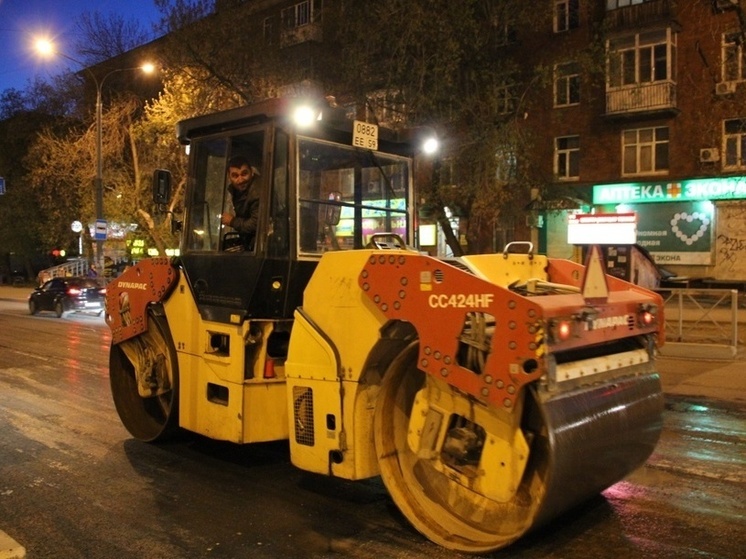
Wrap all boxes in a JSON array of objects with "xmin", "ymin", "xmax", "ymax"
[{"xmin": 186, "ymin": 131, "xmax": 265, "ymax": 252}]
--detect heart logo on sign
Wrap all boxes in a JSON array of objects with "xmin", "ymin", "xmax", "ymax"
[{"xmin": 670, "ymin": 212, "xmax": 710, "ymax": 245}]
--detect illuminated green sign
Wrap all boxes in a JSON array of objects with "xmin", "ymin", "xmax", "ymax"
[{"xmin": 593, "ymin": 177, "xmax": 746, "ymax": 204}]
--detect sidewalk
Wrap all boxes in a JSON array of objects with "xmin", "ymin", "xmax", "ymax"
[
  {"xmin": 1, "ymin": 284, "xmax": 744, "ymax": 406},
  {"xmin": 657, "ymin": 356, "xmax": 746, "ymax": 404},
  {"xmin": 0, "ymin": 285, "xmax": 30, "ymax": 301}
]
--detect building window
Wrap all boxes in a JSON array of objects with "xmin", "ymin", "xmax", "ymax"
[
  {"xmin": 495, "ymin": 151, "xmax": 517, "ymax": 183},
  {"xmin": 263, "ymin": 17, "xmax": 273, "ymax": 44},
  {"xmin": 723, "ymin": 32, "xmax": 746, "ymax": 82},
  {"xmin": 606, "ymin": 0, "xmax": 654, "ymax": 9},
  {"xmin": 608, "ymin": 29, "xmax": 675, "ymax": 87},
  {"xmin": 555, "ymin": 62, "xmax": 580, "ymax": 106},
  {"xmin": 622, "ymin": 127, "xmax": 669, "ymax": 176},
  {"xmin": 724, "ymin": 118, "xmax": 746, "ymax": 169},
  {"xmin": 555, "ymin": 136, "xmax": 580, "ymax": 180},
  {"xmin": 554, "ymin": 0, "xmax": 579, "ymax": 33},
  {"xmin": 496, "ymin": 83, "xmax": 515, "ymax": 115},
  {"xmin": 365, "ymin": 91, "xmax": 406, "ymax": 128},
  {"xmin": 492, "ymin": 18, "xmax": 517, "ymax": 46},
  {"xmin": 281, "ymin": 0, "xmax": 322, "ymax": 29}
]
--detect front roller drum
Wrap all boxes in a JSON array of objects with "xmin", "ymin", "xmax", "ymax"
[
  {"xmin": 373, "ymin": 343, "xmax": 663, "ymax": 553},
  {"xmin": 109, "ymin": 309, "xmax": 179, "ymax": 442}
]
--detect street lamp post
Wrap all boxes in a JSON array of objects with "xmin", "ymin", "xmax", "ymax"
[
  {"xmin": 35, "ymin": 38, "xmax": 154, "ymax": 268},
  {"xmin": 94, "ymin": 72, "xmax": 106, "ymax": 269},
  {"xmin": 88, "ymin": 65, "xmax": 156, "ymax": 269}
]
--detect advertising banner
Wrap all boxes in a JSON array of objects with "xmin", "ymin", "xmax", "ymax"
[{"xmin": 631, "ymin": 202, "xmax": 713, "ymax": 265}]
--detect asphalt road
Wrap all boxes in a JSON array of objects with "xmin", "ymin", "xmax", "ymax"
[{"xmin": 0, "ymin": 298, "xmax": 744, "ymax": 558}]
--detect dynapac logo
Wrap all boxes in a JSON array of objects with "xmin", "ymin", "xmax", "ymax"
[
  {"xmin": 117, "ymin": 281, "xmax": 149, "ymax": 290},
  {"xmin": 588, "ymin": 315, "xmax": 631, "ymax": 330}
]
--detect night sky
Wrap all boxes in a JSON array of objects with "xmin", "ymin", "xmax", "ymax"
[{"xmin": 0, "ymin": 0, "xmax": 162, "ymax": 92}]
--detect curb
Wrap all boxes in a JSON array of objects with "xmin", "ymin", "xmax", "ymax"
[{"xmin": 659, "ymin": 343, "xmax": 738, "ymax": 360}]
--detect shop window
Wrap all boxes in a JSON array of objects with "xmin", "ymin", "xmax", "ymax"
[
  {"xmin": 555, "ymin": 62, "xmax": 581, "ymax": 107},
  {"xmin": 554, "ymin": 0, "xmax": 579, "ymax": 33},
  {"xmin": 622, "ymin": 126, "xmax": 669, "ymax": 176},
  {"xmin": 555, "ymin": 136, "xmax": 580, "ymax": 180},
  {"xmin": 722, "ymin": 32, "xmax": 746, "ymax": 82},
  {"xmin": 723, "ymin": 118, "xmax": 746, "ymax": 169}
]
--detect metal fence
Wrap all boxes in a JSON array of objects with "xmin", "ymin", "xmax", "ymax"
[
  {"xmin": 36, "ymin": 259, "xmax": 91, "ymax": 283},
  {"xmin": 656, "ymin": 288, "xmax": 741, "ymax": 359}
]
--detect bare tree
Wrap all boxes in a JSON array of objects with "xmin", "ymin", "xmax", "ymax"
[
  {"xmin": 154, "ymin": 0, "xmax": 214, "ymax": 31},
  {"xmin": 74, "ymin": 11, "xmax": 154, "ymax": 65}
]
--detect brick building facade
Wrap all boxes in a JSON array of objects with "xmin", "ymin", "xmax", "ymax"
[
  {"xmin": 92, "ymin": 0, "xmax": 746, "ymax": 280},
  {"xmin": 521, "ymin": 0, "xmax": 746, "ymax": 281}
]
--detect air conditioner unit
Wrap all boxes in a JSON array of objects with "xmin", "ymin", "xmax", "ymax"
[
  {"xmin": 716, "ymin": 81, "xmax": 737, "ymax": 95},
  {"xmin": 700, "ymin": 148, "xmax": 721, "ymax": 163}
]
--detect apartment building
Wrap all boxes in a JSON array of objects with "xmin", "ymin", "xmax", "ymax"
[
  {"xmin": 524, "ymin": 0, "xmax": 746, "ymax": 281},
  {"xmin": 88, "ymin": 0, "xmax": 746, "ymax": 281}
]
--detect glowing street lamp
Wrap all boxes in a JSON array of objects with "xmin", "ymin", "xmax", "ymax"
[{"xmin": 35, "ymin": 38, "xmax": 155, "ymax": 267}]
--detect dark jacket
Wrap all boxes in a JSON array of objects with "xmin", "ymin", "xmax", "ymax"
[{"xmin": 228, "ymin": 177, "xmax": 260, "ymax": 245}]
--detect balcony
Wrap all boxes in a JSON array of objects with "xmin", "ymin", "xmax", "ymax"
[
  {"xmin": 280, "ymin": 22, "xmax": 323, "ymax": 48},
  {"xmin": 605, "ymin": 0, "xmax": 677, "ymax": 30},
  {"xmin": 605, "ymin": 81, "xmax": 679, "ymax": 118}
]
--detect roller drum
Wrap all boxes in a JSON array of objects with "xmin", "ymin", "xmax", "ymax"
[{"xmin": 532, "ymin": 372, "xmax": 664, "ymax": 528}]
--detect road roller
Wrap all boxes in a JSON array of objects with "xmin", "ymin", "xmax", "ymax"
[{"xmin": 105, "ymin": 97, "xmax": 664, "ymax": 553}]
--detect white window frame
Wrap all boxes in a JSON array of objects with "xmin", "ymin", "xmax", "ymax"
[
  {"xmin": 555, "ymin": 136, "xmax": 580, "ymax": 180},
  {"xmin": 722, "ymin": 31, "xmax": 746, "ymax": 83},
  {"xmin": 608, "ymin": 29, "xmax": 675, "ymax": 88},
  {"xmin": 606, "ymin": 0, "xmax": 650, "ymax": 10},
  {"xmin": 554, "ymin": 62, "xmax": 581, "ymax": 107},
  {"xmin": 622, "ymin": 126, "xmax": 669, "ymax": 176},
  {"xmin": 496, "ymin": 83, "xmax": 515, "ymax": 115},
  {"xmin": 554, "ymin": 0, "xmax": 579, "ymax": 33},
  {"xmin": 281, "ymin": 0, "xmax": 322, "ymax": 30},
  {"xmin": 723, "ymin": 118, "xmax": 746, "ymax": 170},
  {"xmin": 495, "ymin": 150, "xmax": 517, "ymax": 183}
]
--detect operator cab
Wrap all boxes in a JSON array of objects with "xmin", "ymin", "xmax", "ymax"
[{"xmin": 155, "ymin": 98, "xmax": 415, "ymax": 324}]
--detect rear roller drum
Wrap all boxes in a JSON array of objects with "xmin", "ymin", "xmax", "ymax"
[
  {"xmin": 109, "ymin": 310, "xmax": 179, "ymax": 442},
  {"xmin": 373, "ymin": 343, "xmax": 543, "ymax": 553},
  {"xmin": 373, "ymin": 342, "xmax": 663, "ymax": 553}
]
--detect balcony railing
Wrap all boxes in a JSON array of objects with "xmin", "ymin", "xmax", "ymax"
[
  {"xmin": 605, "ymin": 0, "xmax": 676, "ymax": 29},
  {"xmin": 280, "ymin": 22, "xmax": 323, "ymax": 48},
  {"xmin": 605, "ymin": 81, "xmax": 677, "ymax": 116}
]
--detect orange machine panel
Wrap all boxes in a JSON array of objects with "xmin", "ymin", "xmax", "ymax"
[{"xmin": 105, "ymin": 258, "xmax": 179, "ymax": 344}]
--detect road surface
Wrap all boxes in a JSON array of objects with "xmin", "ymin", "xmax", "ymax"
[{"xmin": 0, "ymin": 299, "xmax": 743, "ymax": 558}]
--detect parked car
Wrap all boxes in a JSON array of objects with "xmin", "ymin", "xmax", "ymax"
[{"xmin": 28, "ymin": 277, "xmax": 106, "ymax": 318}]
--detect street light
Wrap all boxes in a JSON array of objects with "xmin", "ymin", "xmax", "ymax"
[{"xmin": 35, "ymin": 38, "xmax": 155, "ymax": 268}]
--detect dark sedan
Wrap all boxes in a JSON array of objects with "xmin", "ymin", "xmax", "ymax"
[{"xmin": 28, "ymin": 277, "xmax": 106, "ymax": 318}]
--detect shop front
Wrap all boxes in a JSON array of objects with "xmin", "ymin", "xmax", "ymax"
[{"xmin": 592, "ymin": 177, "xmax": 746, "ymax": 281}]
